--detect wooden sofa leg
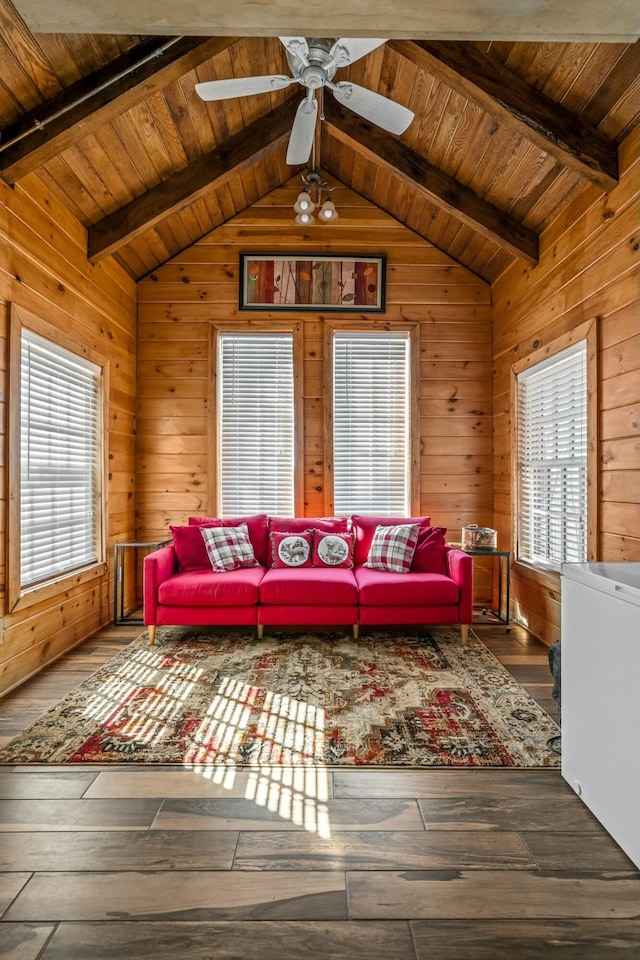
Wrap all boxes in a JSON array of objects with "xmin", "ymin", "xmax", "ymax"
[
  {"xmin": 148, "ymin": 625, "xmax": 156, "ymax": 646},
  {"xmin": 257, "ymin": 624, "xmax": 264, "ymax": 640},
  {"xmin": 353, "ymin": 624, "xmax": 359, "ymax": 639},
  {"xmin": 460, "ymin": 624, "xmax": 469, "ymax": 646}
]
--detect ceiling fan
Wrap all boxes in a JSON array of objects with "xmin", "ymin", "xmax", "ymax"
[{"xmin": 195, "ymin": 37, "xmax": 414, "ymax": 165}]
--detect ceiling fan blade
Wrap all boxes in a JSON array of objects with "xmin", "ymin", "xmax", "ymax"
[
  {"xmin": 328, "ymin": 38, "xmax": 388, "ymax": 67},
  {"xmin": 195, "ymin": 75, "xmax": 292, "ymax": 101},
  {"xmin": 279, "ymin": 37, "xmax": 310, "ymax": 62},
  {"xmin": 286, "ymin": 96, "xmax": 318, "ymax": 165},
  {"xmin": 331, "ymin": 81, "xmax": 414, "ymax": 134}
]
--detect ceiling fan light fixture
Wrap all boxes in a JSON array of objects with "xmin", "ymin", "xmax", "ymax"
[
  {"xmin": 293, "ymin": 168, "xmax": 339, "ymax": 225},
  {"xmin": 294, "ymin": 191, "xmax": 315, "ymax": 214},
  {"xmin": 318, "ymin": 199, "xmax": 338, "ymax": 221}
]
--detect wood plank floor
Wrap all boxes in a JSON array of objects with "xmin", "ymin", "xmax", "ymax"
[{"xmin": 0, "ymin": 618, "xmax": 638, "ymax": 959}]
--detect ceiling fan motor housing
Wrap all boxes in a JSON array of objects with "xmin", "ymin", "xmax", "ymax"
[{"xmin": 287, "ymin": 38, "xmax": 340, "ymax": 88}]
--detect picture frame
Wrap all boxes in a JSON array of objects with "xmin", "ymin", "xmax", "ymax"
[{"xmin": 239, "ymin": 252, "xmax": 386, "ymax": 312}]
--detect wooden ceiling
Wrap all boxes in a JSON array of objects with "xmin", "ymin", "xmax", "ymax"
[{"xmin": 1, "ymin": 0, "xmax": 638, "ymax": 281}]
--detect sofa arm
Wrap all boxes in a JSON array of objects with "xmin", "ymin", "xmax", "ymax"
[
  {"xmin": 446, "ymin": 547, "xmax": 473, "ymax": 624},
  {"xmin": 143, "ymin": 544, "xmax": 177, "ymax": 625}
]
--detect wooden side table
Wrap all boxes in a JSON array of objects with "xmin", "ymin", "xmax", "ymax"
[{"xmin": 113, "ymin": 540, "xmax": 169, "ymax": 625}]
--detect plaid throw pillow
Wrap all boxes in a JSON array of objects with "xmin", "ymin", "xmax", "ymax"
[
  {"xmin": 200, "ymin": 523, "xmax": 258, "ymax": 573},
  {"xmin": 363, "ymin": 523, "xmax": 420, "ymax": 574}
]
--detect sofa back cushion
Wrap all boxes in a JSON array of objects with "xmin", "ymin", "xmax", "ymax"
[
  {"xmin": 189, "ymin": 514, "xmax": 268, "ymax": 566},
  {"xmin": 351, "ymin": 515, "xmax": 430, "ymax": 566},
  {"xmin": 268, "ymin": 517, "xmax": 349, "ymax": 535},
  {"xmin": 411, "ymin": 525, "xmax": 448, "ymax": 574}
]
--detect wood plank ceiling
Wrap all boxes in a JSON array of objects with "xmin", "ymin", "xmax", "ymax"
[{"xmin": 1, "ymin": 0, "xmax": 638, "ymax": 281}]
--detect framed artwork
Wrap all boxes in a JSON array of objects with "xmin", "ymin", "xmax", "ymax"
[{"xmin": 240, "ymin": 252, "xmax": 386, "ymax": 312}]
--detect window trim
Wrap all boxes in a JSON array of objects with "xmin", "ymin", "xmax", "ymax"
[
  {"xmin": 209, "ymin": 321, "xmax": 304, "ymax": 516},
  {"xmin": 8, "ymin": 303, "xmax": 109, "ymax": 613},
  {"xmin": 510, "ymin": 318, "xmax": 598, "ymax": 578},
  {"xmin": 323, "ymin": 320, "xmax": 421, "ymax": 516}
]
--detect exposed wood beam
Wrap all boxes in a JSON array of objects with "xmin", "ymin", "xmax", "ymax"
[
  {"xmin": 325, "ymin": 101, "xmax": 538, "ymax": 266},
  {"xmin": 88, "ymin": 99, "xmax": 298, "ymax": 261},
  {"xmin": 13, "ymin": 0, "xmax": 640, "ymax": 42},
  {"xmin": 0, "ymin": 36, "xmax": 238, "ymax": 184},
  {"xmin": 390, "ymin": 39, "xmax": 619, "ymax": 192}
]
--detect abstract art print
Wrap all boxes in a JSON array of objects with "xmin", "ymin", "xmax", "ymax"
[{"xmin": 240, "ymin": 253, "xmax": 386, "ymax": 311}]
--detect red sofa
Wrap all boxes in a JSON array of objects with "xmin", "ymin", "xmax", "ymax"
[{"xmin": 143, "ymin": 514, "xmax": 473, "ymax": 646}]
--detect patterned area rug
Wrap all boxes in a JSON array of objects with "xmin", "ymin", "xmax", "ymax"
[{"xmin": 0, "ymin": 628, "xmax": 561, "ymax": 766}]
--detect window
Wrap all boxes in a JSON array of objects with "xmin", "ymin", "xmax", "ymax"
[
  {"xmin": 516, "ymin": 340, "xmax": 587, "ymax": 572},
  {"xmin": 10, "ymin": 307, "xmax": 106, "ymax": 605},
  {"xmin": 216, "ymin": 329, "xmax": 300, "ymax": 515},
  {"xmin": 330, "ymin": 329, "xmax": 416, "ymax": 515}
]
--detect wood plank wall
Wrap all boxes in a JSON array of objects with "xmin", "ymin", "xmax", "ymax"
[
  {"xmin": 492, "ymin": 125, "xmax": 640, "ymax": 646},
  {"xmin": 136, "ymin": 178, "xmax": 495, "ymax": 601},
  {"xmin": 0, "ymin": 174, "xmax": 137, "ymax": 695}
]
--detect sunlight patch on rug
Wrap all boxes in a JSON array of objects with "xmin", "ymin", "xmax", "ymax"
[{"xmin": 0, "ymin": 629, "xmax": 561, "ymax": 767}]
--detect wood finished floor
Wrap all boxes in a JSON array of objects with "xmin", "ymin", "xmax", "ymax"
[{"xmin": 0, "ymin": 617, "xmax": 638, "ymax": 959}]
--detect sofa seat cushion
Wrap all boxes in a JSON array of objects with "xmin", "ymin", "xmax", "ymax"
[
  {"xmin": 158, "ymin": 566, "xmax": 265, "ymax": 607},
  {"xmin": 355, "ymin": 566, "xmax": 459, "ymax": 606},
  {"xmin": 260, "ymin": 567, "xmax": 358, "ymax": 606}
]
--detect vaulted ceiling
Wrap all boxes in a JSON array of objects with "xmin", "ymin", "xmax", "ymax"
[{"xmin": 1, "ymin": 0, "xmax": 638, "ymax": 282}]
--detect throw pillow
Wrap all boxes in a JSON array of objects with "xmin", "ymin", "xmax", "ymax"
[
  {"xmin": 270, "ymin": 530, "xmax": 313, "ymax": 568},
  {"xmin": 312, "ymin": 531, "xmax": 354, "ymax": 569},
  {"xmin": 170, "ymin": 525, "xmax": 210, "ymax": 571},
  {"xmin": 411, "ymin": 525, "xmax": 448, "ymax": 574},
  {"xmin": 351, "ymin": 515, "xmax": 431, "ymax": 566},
  {"xmin": 363, "ymin": 523, "xmax": 420, "ymax": 574},
  {"xmin": 188, "ymin": 514, "xmax": 268, "ymax": 566},
  {"xmin": 200, "ymin": 523, "xmax": 258, "ymax": 573}
]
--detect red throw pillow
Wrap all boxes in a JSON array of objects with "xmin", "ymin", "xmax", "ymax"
[
  {"xmin": 270, "ymin": 530, "xmax": 313, "ymax": 568},
  {"xmin": 363, "ymin": 523, "xmax": 420, "ymax": 574},
  {"xmin": 312, "ymin": 531, "xmax": 354, "ymax": 569},
  {"xmin": 170, "ymin": 525, "xmax": 210, "ymax": 571},
  {"xmin": 351, "ymin": 515, "xmax": 431, "ymax": 566},
  {"xmin": 189, "ymin": 514, "xmax": 268, "ymax": 566},
  {"xmin": 411, "ymin": 525, "xmax": 448, "ymax": 574}
]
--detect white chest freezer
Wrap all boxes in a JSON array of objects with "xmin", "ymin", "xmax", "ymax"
[{"xmin": 561, "ymin": 562, "xmax": 640, "ymax": 867}]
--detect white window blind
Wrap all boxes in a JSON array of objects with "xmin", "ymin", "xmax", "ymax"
[
  {"xmin": 517, "ymin": 340, "xmax": 587, "ymax": 572},
  {"xmin": 218, "ymin": 332, "xmax": 294, "ymax": 515},
  {"xmin": 333, "ymin": 331, "xmax": 410, "ymax": 515},
  {"xmin": 20, "ymin": 329, "xmax": 102, "ymax": 588}
]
